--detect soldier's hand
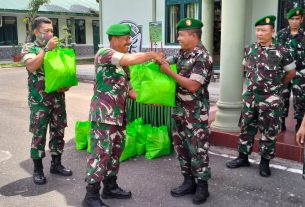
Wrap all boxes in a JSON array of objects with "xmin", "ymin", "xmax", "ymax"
[
  {"xmin": 160, "ymin": 62, "xmax": 171, "ymax": 75},
  {"xmin": 296, "ymin": 126, "xmax": 305, "ymax": 147},
  {"xmin": 46, "ymin": 37, "xmax": 58, "ymax": 50},
  {"xmin": 128, "ymin": 89, "xmax": 137, "ymax": 100},
  {"xmin": 56, "ymin": 87, "xmax": 70, "ymax": 93},
  {"xmin": 153, "ymin": 52, "xmax": 167, "ymax": 64}
]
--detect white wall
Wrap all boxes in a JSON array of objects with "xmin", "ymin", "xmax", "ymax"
[
  {"xmin": 103, "ymin": 0, "xmax": 153, "ymax": 47},
  {"xmin": 246, "ymin": 0, "xmax": 278, "ymax": 44}
]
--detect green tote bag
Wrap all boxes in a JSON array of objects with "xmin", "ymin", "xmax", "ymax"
[{"xmin": 44, "ymin": 45, "xmax": 78, "ymax": 93}]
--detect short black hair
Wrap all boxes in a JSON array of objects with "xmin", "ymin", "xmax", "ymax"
[
  {"xmin": 32, "ymin": 17, "xmax": 52, "ymax": 30},
  {"xmin": 186, "ymin": 29, "xmax": 202, "ymax": 39},
  {"xmin": 108, "ymin": 35, "xmax": 113, "ymax": 41}
]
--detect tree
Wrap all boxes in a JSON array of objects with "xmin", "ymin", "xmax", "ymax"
[{"xmin": 23, "ymin": 0, "xmax": 50, "ymax": 43}]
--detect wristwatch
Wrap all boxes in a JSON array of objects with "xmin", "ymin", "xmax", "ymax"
[{"xmin": 43, "ymin": 47, "xmax": 49, "ymax": 53}]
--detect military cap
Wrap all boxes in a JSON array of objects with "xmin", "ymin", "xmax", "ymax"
[
  {"xmin": 287, "ymin": 7, "xmax": 303, "ymax": 19},
  {"xmin": 106, "ymin": 24, "xmax": 131, "ymax": 36},
  {"xmin": 255, "ymin": 15, "xmax": 276, "ymax": 27},
  {"xmin": 176, "ymin": 18, "xmax": 203, "ymax": 31}
]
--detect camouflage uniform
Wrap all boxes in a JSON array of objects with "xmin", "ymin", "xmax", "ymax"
[
  {"xmin": 277, "ymin": 27, "xmax": 305, "ymax": 120},
  {"xmin": 85, "ymin": 48, "xmax": 130, "ymax": 184},
  {"xmin": 239, "ymin": 40, "xmax": 296, "ymax": 159},
  {"xmin": 21, "ymin": 41, "xmax": 67, "ymax": 160},
  {"xmin": 168, "ymin": 42, "xmax": 212, "ymax": 181}
]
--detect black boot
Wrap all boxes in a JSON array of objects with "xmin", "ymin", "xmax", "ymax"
[
  {"xmin": 50, "ymin": 155, "xmax": 72, "ymax": 176},
  {"xmin": 82, "ymin": 183, "xmax": 109, "ymax": 207},
  {"xmin": 33, "ymin": 159, "xmax": 47, "ymax": 185},
  {"xmin": 259, "ymin": 157, "xmax": 271, "ymax": 177},
  {"xmin": 170, "ymin": 174, "xmax": 196, "ymax": 197},
  {"xmin": 101, "ymin": 176, "xmax": 132, "ymax": 199},
  {"xmin": 192, "ymin": 180, "xmax": 209, "ymax": 205},
  {"xmin": 296, "ymin": 119, "xmax": 302, "ymax": 132},
  {"xmin": 281, "ymin": 117, "xmax": 286, "ymax": 131},
  {"xmin": 226, "ymin": 153, "xmax": 250, "ymax": 168}
]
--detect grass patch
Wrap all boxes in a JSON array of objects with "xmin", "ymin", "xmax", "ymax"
[
  {"xmin": 76, "ymin": 58, "xmax": 94, "ymax": 64},
  {"xmin": 0, "ymin": 62, "xmax": 25, "ymax": 68}
]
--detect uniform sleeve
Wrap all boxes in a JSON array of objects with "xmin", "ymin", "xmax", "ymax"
[
  {"xmin": 166, "ymin": 55, "xmax": 178, "ymax": 65},
  {"xmin": 95, "ymin": 48, "xmax": 125, "ymax": 66},
  {"xmin": 21, "ymin": 43, "xmax": 37, "ymax": 63},
  {"xmin": 281, "ymin": 47, "xmax": 296, "ymax": 72},
  {"xmin": 189, "ymin": 52, "xmax": 213, "ymax": 85},
  {"xmin": 242, "ymin": 47, "xmax": 249, "ymax": 67}
]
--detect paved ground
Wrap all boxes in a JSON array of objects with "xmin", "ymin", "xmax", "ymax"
[{"xmin": 0, "ymin": 67, "xmax": 305, "ymax": 207}]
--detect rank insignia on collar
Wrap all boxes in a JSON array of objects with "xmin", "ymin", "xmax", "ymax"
[
  {"xmin": 186, "ymin": 19, "xmax": 192, "ymax": 26},
  {"xmin": 265, "ymin": 18, "xmax": 270, "ymax": 23}
]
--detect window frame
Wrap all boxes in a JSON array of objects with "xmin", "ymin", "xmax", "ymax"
[
  {"xmin": 165, "ymin": 0, "xmax": 202, "ymax": 45},
  {"xmin": 0, "ymin": 16, "xmax": 18, "ymax": 46},
  {"xmin": 277, "ymin": 0, "xmax": 304, "ymax": 30},
  {"xmin": 66, "ymin": 18, "xmax": 86, "ymax": 44}
]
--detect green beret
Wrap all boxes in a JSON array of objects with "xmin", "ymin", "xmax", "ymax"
[
  {"xmin": 255, "ymin": 15, "xmax": 276, "ymax": 27},
  {"xmin": 287, "ymin": 7, "xmax": 303, "ymax": 19},
  {"xmin": 176, "ymin": 18, "xmax": 203, "ymax": 31},
  {"xmin": 106, "ymin": 24, "xmax": 131, "ymax": 36}
]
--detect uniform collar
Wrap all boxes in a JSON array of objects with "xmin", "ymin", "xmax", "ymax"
[
  {"xmin": 179, "ymin": 42, "xmax": 204, "ymax": 58},
  {"xmin": 287, "ymin": 26, "xmax": 305, "ymax": 35}
]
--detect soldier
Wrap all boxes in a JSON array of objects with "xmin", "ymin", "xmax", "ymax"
[
  {"xmin": 226, "ymin": 15, "xmax": 296, "ymax": 177},
  {"xmin": 160, "ymin": 18, "xmax": 212, "ymax": 205},
  {"xmin": 277, "ymin": 7, "xmax": 305, "ymax": 132},
  {"xmin": 82, "ymin": 23, "xmax": 164, "ymax": 207},
  {"xmin": 21, "ymin": 17, "xmax": 72, "ymax": 185}
]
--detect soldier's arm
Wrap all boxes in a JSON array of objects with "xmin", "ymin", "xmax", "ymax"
[
  {"xmin": 281, "ymin": 47, "xmax": 296, "ymax": 84},
  {"xmin": 119, "ymin": 51, "xmax": 165, "ymax": 66},
  {"xmin": 282, "ymin": 69, "xmax": 296, "ymax": 84},
  {"xmin": 24, "ymin": 38, "xmax": 58, "ymax": 73}
]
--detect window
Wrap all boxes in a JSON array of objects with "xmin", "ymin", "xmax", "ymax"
[
  {"xmin": 0, "ymin": 16, "xmax": 18, "ymax": 45},
  {"xmin": 67, "ymin": 18, "xmax": 86, "ymax": 44},
  {"xmin": 165, "ymin": 0, "xmax": 202, "ymax": 44},
  {"xmin": 50, "ymin": 18, "xmax": 59, "ymax": 37},
  {"xmin": 278, "ymin": 0, "xmax": 305, "ymax": 29}
]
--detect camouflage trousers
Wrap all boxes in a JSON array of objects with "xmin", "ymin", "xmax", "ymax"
[
  {"xmin": 29, "ymin": 102, "xmax": 67, "ymax": 160},
  {"xmin": 173, "ymin": 119, "xmax": 211, "ymax": 181},
  {"xmin": 291, "ymin": 70, "xmax": 305, "ymax": 120},
  {"xmin": 238, "ymin": 91, "xmax": 283, "ymax": 159},
  {"xmin": 85, "ymin": 122, "xmax": 126, "ymax": 184},
  {"xmin": 281, "ymin": 82, "xmax": 291, "ymax": 118}
]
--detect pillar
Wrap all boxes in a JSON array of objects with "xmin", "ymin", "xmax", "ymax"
[
  {"xmin": 99, "ymin": 0, "xmax": 103, "ymax": 47},
  {"xmin": 211, "ymin": 0, "xmax": 247, "ymax": 132},
  {"xmin": 202, "ymin": 0, "xmax": 214, "ymax": 55}
]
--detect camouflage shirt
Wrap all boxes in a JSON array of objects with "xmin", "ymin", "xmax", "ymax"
[
  {"xmin": 168, "ymin": 42, "xmax": 212, "ymax": 122},
  {"xmin": 277, "ymin": 26, "xmax": 305, "ymax": 70},
  {"xmin": 89, "ymin": 48, "xmax": 130, "ymax": 126},
  {"xmin": 21, "ymin": 41, "xmax": 65, "ymax": 107},
  {"xmin": 243, "ymin": 39, "xmax": 296, "ymax": 94}
]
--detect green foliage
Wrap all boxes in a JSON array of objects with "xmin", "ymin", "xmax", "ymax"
[{"xmin": 24, "ymin": 0, "xmax": 50, "ymax": 43}]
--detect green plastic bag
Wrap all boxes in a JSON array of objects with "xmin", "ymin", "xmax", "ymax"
[
  {"xmin": 44, "ymin": 44, "xmax": 78, "ymax": 93},
  {"xmin": 134, "ymin": 119, "xmax": 151, "ymax": 156},
  {"xmin": 75, "ymin": 121, "xmax": 91, "ymax": 151},
  {"xmin": 119, "ymin": 122, "xmax": 137, "ymax": 161},
  {"xmin": 145, "ymin": 126, "xmax": 171, "ymax": 160},
  {"xmin": 129, "ymin": 62, "xmax": 177, "ymax": 107}
]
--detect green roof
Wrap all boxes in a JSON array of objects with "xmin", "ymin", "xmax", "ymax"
[{"xmin": 0, "ymin": 0, "xmax": 99, "ymax": 16}]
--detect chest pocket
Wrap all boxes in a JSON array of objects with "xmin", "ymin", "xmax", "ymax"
[{"xmin": 266, "ymin": 50, "xmax": 281, "ymax": 70}]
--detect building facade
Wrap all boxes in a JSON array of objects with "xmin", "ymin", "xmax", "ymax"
[{"xmin": 0, "ymin": 0, "xmax": 99, "ymax": 60}]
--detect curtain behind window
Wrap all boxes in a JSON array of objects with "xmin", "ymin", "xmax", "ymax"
[{"xmin": 168, "ymin": 4, "xmax": 180, "ymax": 43}]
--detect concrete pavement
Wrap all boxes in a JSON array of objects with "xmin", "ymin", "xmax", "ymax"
[{"xmin": 0, "ymin": 67, "xmax": 304, "ymax": 207}]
